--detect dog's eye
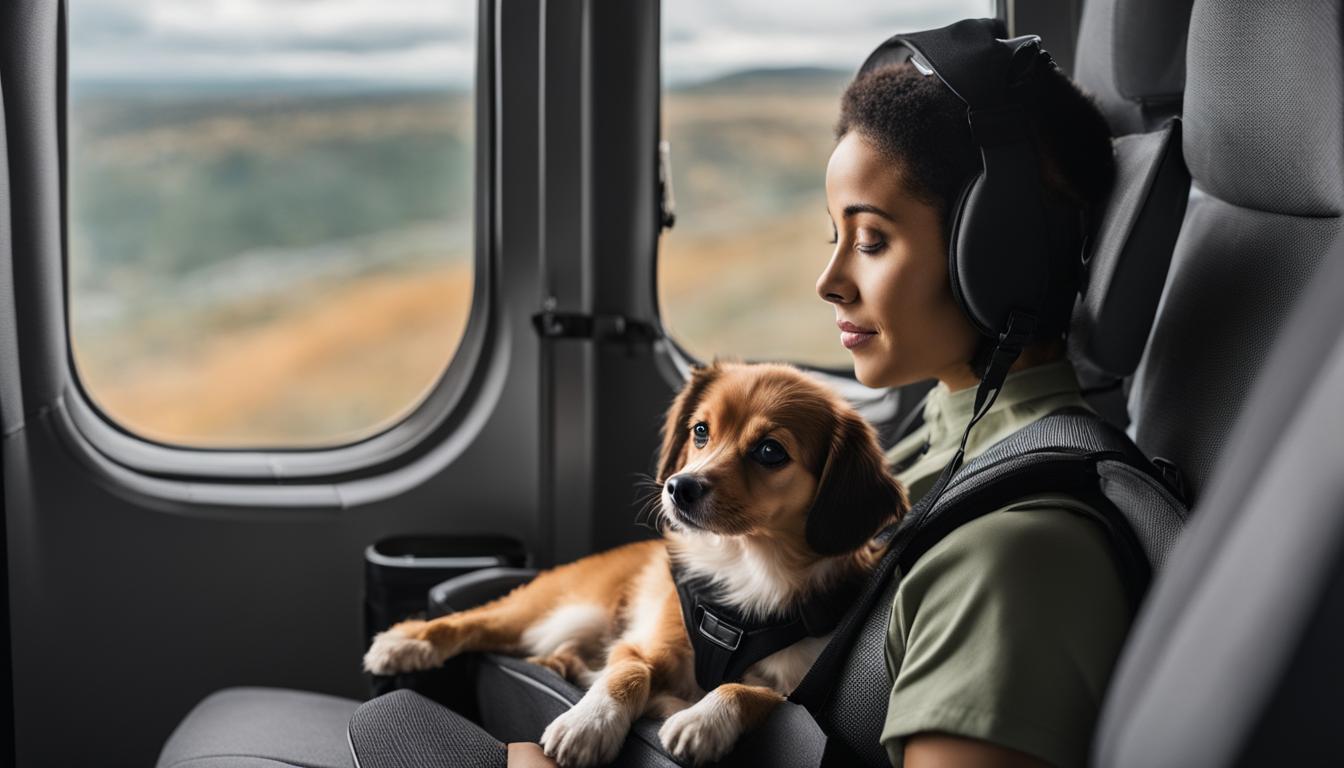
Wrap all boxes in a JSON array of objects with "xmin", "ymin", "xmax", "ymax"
[
  {"xmin": 692, "ymin": 422, "xmax": 709, "ymax": 448},
  {"xmin": 751, "ymin": 438, "xmax": 789, "ymax": 467}
]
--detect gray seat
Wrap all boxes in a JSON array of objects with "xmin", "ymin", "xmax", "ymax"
[
  {"xmin": 1124, "ymin": 0, "xmax": 1343, "ymax": 503},
  {"xmin": 1090, "ymin": 0, "xmax": 1344, "ymax": 763},
  {"xmin": 156, "ymin": 687, "xmax": 358, "ymax": 768},
  {"xmin": 1094, "ymin": 172, "xmax": 1344, "ymax": 768}
]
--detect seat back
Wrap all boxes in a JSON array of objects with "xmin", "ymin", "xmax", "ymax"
[
  {"xmin": 1125, "ymin": 0, "xmax": 1344, "ymax": 502},
  {"xmin": 1093, "ymin": 201, "xmax": 1344, "ymax": 768},
  {"xmin": 1092, "ymin": 0, "xmax": 1344, "ymax": 762}
]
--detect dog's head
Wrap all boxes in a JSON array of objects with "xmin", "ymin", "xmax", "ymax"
[{"xmin": 655, "ymin": 361, "xmax": 907, "ymax": 557}]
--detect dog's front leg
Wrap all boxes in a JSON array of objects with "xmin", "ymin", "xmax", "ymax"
[
  {"xmin": 363, "ymin": 601, "xmax": 531, "ymax": 676},
  {"xmin": 539, "ymin": 641, "xmax": 659, "ymax": 767},
  {"xmin": 658, "ymin": 683, "xmax": 785, "ymax": 766}
]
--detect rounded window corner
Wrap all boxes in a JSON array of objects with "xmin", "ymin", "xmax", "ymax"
[{"xmin": 57, "ymin": 283, "xmax": 501, "ymax": 492}]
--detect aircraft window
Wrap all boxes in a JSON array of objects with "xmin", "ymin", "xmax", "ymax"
[
  {"xmin": 64, "ymin": 0, "xmax": 476, "ymax": 449},
  {"xmin": 658, "ymin": 0, "xmax": 992, "ymax": 369}
]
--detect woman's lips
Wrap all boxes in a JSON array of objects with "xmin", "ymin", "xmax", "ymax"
[{"xmin": 838, "ymin": 321, "xmax": 877, "ymax": 350}]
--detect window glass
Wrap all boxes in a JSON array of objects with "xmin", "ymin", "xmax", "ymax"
[
  {"xmin": 659, "ymin": 1, "xmax": 994, "ymax": 369},
  {"xmin": 66, "ymin": 0, "xmax": 475, "ymax": 448}
]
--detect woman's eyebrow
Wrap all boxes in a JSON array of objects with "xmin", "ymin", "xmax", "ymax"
[{"xmin": 842, "ymin": 203, "xmax": 896, "ymax": 222}]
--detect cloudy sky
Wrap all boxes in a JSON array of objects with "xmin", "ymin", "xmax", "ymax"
[{"xmin": 68, "ymin": 0, "xmax": 991, "ymax": 86}]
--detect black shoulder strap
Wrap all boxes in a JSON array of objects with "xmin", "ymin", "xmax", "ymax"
[{"xmin": 789, "ymin": 408, "xmax": 1183, "ymax": 715}]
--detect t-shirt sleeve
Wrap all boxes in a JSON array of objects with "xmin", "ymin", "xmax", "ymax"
[{"xmin": 880, "ymin": 507, "xmax": 1132, "ymax": 768}]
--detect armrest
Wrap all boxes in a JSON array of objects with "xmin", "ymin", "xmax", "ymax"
[{"xmin": 428, "ymin": 567, "xmax": 539, "ymax": 617}]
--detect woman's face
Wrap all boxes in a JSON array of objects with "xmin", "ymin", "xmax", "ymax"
[{"xmin": 817, "ymin": 131, "xmax": 980, "ymax": 390}]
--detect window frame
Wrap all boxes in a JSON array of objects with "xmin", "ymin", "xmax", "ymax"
[{"xmin": 55, "ymin": 0, "xmax": 499, "ymax": 488}]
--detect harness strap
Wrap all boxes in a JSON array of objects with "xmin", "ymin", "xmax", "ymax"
[{"xmin": 670, "ymin": 560, "xmax": 862, "ymax": 691}]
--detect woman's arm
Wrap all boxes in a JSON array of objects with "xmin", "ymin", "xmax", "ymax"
[
  {"xmin": 905, "ymin": 733, "xmax": 1053, "ymax": 768},
  {"xmin": 507, "ymin": 742, "xmax": 560, "ymax": 767}
]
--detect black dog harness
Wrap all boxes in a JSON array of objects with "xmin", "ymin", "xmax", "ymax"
[{"xmin": 670, "ymin": 559, "xmax": 864, "ymax": 691}]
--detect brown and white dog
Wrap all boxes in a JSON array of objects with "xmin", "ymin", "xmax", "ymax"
[{"xmin": 363, "ymin": 361, "xmax": 907, "ymax": 766}]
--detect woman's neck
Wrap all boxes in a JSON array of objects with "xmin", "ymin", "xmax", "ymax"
[{"xmin": 938, "ymin": 339, "xmax": 1066, "ymax": 393}]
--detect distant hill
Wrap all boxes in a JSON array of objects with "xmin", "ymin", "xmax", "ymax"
[{"xmin": 672, "ymin": 66, "xmax": 851, "ymax": 94}]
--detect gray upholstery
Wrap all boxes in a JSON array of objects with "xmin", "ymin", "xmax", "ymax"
[
  {"xmin": 156, "ymin": 687, "xmax": 359, "ymax": 768},
  {"xmin": 1094, "ymin": 226, "xmax": 1344, "ymax": 767},
  {"xmin": 808, "ymin": 575, "xmax": 900, "ymax": 767},
  {"xmin": 348, "ymin": 689, "xmax": 506, "ymax": 768},
  {"xmin": 1075, "ymin": 0, "xmax": 1196, "ymax": 134},
  {"xmin": 476, "ymin": 655, "xmax": 686, "ymax": 767},
  {"xmin": 1127, "ymin": 0, "xmax": 1343, "ymax": 502},
  {"xmin": 1182, "ymin": 0, "xmax": 1343, "ymax": 217},
  {"xmin": 1070, "ymin": 120, "xmax": 1190, "ymax": 378},
  {"xmin": 1129, "ymin": 196, "xmax": 1340, "ymax": 496}
]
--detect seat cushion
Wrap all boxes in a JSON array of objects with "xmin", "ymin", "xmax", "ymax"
[{"xmin": 156, "ymin": 687, "xmax": 360, "ymax": 768}]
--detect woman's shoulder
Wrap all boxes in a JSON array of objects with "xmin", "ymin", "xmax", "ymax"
[
  {"xmin": 895, "ymin": 501, "xmax": 1129, "ymax": 620},
  {"xmin": 908, "ymin": 503, "xmax": 1118, "ymax": 586}
]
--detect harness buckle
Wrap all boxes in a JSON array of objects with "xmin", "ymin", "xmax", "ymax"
[{"xmin": 698, "ymin": 609, "xmax": 743, "ymax": 651}]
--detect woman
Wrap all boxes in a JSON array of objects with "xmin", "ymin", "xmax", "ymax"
[{"xmin": 816, "ymin": 58, "xmax": 1122, "ymax": 768}]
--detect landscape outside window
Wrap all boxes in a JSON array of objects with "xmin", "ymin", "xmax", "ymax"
[
  {"xmin": 659, "ymin": 0, "xmax": 992, "ymax": 370},
  {"xmin": 66, "ymin": 0, "xmax": 475, "ymax": 448}
]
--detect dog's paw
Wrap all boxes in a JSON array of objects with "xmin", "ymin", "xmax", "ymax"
[
  {"xmin": 539, "ymin": 691, "xmax": 629, "ymax": 767},
  {"xmin": 362, "ymin": 623, "xmax": 440, "ymax": 675},
  {"xmin": 658, "ymin": 691, "xmax": 741, "ymax": 766}
]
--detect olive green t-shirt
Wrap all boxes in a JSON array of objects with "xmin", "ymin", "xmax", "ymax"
[{"xmin": 879, "ymin": 360, "xmax": 1131, "ymax": 768}]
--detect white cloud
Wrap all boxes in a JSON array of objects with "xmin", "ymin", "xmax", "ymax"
[
  {"xmin": 663, "ymin": 0, "xmax": 994, "ymax": 83},
  {"xmin": 67, "ymin": 0, "xmax": 993, "ymax": 85},
  {"xmin": 68, "ymin": 0, "xmax": 475, "ymax": 84}
]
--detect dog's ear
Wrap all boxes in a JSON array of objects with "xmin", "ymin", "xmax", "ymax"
[
  {"xmin": 656, "ymin": 363, "xmax": 722, "ymax": 483},
  {"xmin": 805, "ymin": 408, "xmax": 908, "ymax": 556}
]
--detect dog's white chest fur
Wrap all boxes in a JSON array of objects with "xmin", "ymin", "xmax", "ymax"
[{"xmin": 742, "ymin": 633, "xmax": 831, "ymax": 694}]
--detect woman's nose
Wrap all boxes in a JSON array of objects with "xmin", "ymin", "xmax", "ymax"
[{"xmin": 816, "ymin": 255, "xmax": 854, "ymax": 305}]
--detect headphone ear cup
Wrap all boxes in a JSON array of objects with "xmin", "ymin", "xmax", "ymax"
[
  {"xmin": 952, "ymin": 143, "xmax": 1052, "ymax": 337},
  {"xmin": 945, "ymin": 174, "xmax": 980, "ymax": 333}
]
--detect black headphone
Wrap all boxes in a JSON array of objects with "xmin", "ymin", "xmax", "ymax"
[
  {"xmin": 856, "ymin": 17, "xmax": 1076, "ymax": 345},
  {"xmin": 855, "ymin": 18, "xmax": 1084, "ymax": 503}
]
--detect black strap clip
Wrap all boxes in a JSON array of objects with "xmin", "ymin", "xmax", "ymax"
[
  {"xmin": 698, "ymin": 608, "xmax": 744, "ymax": 651},
  {"xmin": 531, "ymin": 311, "xmax": 662, "ymax": 344}
]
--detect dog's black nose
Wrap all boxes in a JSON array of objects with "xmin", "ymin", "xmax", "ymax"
[{"xmin": 666, "ymin": 474, "xmax": 707, "ymax": 509}]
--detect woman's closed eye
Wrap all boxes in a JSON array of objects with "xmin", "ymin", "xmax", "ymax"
[
  {"xmin": 855, "ymin": 237, "xmax": 886, "ymax": 254},
  {"xmin": 825, "ymin": 231, "xmax": 888, "ymax": 253},
  {"xmin": 822, "ymin": 220, "xmax": 887, "ymax": 254}
]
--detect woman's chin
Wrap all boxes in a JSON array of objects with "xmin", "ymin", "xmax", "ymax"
[{"xmin": 850, "ymin": 357, "xmax": 889, "ymax": 389}]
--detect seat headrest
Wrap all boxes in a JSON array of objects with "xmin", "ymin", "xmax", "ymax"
[
  {"xmin": 1074, "ymin": 0, "xmax": 1196, "ymax": 135},
  {"xmin": 1070, "ymin": 119, "xmax": 1191, "ymax": 378},
  {"xmin": 1184, "ymin": 0, "xmax": 1343, "ymax": 217}
]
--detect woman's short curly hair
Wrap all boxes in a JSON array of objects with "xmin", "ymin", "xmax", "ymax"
[{"xmin": 835, "ymin": 60, "xmax": 1116, "ymax": 363}]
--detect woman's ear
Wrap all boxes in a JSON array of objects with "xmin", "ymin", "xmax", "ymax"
[
  {"xmin": 656, "ymin": 363, "xmax": 722, "ymax": 483},
  {"xmin": 805, "ymin": 409, "xmax": 908, "ymax": 556}
]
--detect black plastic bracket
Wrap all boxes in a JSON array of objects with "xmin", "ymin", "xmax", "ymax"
[{"xmin": 531, "ymin": 310, "xmax": 662, "ymax": 344}]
